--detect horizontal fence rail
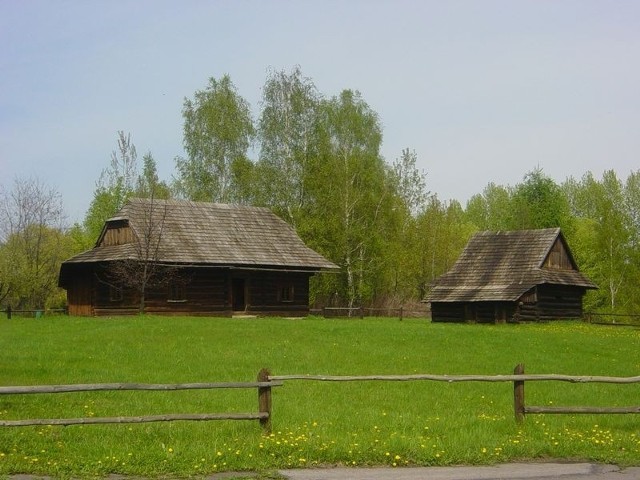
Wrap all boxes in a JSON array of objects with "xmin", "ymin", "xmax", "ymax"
[
  {"xmin": 0, "ymin": 413, "xmax": 269, "ymax": 428},
  {"xmin": 0, "ymin": 381, "xmax": 280, "ymax": 395},
  {"xmin": 318, "ymin": 306, "xmax": 417, "ymax": 320},
  {"xmin": 585, "ymin": 311, "xmax": 640, "ymax": 325},
  {"xmin": 524, "ymin": 406, "xmax": 640, "ymax": 414},
  {"xmin": 270, "ymin": 373, "xmax": 640, "ymax": 384},
  {"xmin": 3, "ymin": 306, "xmax": 68, "ymax": 319},
  {"xmin": 0, "ymin": 369, "xmax": 280, "ymax": 432}
]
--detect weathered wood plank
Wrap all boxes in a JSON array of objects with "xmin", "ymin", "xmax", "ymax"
[
  {"xmin": 514, "ymin": 363, "xmax": 525, "ymax": 423},
  {"xmin": 525, "ymin": 406, "xmax": 640, "ymax": 414},
  {"xmin": 0, "ymin": 381, "xmax": 283, "ymax": 395},
  {"xmin": 0, "ymin": 412, "xmax": 268, "ymax": 427},
  {"xmin": 257, "ymin": 368, "xmax": 272, "ymax": 433},
  {"xmin": 269, "ymin": 373, "xmax": 640, "ymax": 384}
]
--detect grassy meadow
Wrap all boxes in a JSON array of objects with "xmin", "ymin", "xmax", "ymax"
[{"xmin": 0, "ymin": 315, "xmax": 639, "ymax": 477}]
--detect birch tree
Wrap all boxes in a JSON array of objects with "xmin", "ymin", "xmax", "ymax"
[
  {"xmin": 310, "ymin": 90, "xmax": 391, "ymax": 309},
  {"xmin": 565, "ymin": 171, "xmax": 632, "ymax": 311},
  {"xmin": 257, "ymin": 66, "xmax": 320, "ymax": 227},
  {"xmin": 384, "ymin": 148, "xmax": 429, "ymax": 300},
  {"xmin": 175, "ymin": 75, "xmax": 255, "ymax": 203}
]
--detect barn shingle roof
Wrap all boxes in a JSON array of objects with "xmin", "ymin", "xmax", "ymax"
[
  {"xmin": 427, "ymin": 228, "xmax": 596, "ymax": 303},
  {"xmin": 63, "ymin": 198, "xmax": 338, "ymax": 270}
]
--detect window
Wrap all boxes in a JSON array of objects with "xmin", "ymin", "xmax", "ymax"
[
  {"xmin": 279, "ymin": 284, "xmax": 294, "ymax": 303},
  {"xmin": 168, "ymin": 282, "xmax": 187, "ymax": 302},
  {"xmin": 109, "ymin": 285, "xmax": 123, "ymax": 302}
]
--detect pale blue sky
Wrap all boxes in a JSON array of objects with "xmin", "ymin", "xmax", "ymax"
[{"xmin": 1, "ymin": 0, "xmax": 639, "ymax": 223}]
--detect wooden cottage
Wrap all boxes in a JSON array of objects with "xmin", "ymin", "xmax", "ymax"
[
  {"xmin": 59, "ymin": 199, "xmax": 338, "ymax": 317},
  {"xmin": 427, "ymin": 228, "xmax": 597, "ymax": 323}
]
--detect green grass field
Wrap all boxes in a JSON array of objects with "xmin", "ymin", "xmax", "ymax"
[{"xmin": 1, "ymin": 316, "xmax": 639, "ymax": 478}]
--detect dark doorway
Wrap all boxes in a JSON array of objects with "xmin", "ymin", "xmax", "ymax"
[{"xmin": 232, "ymin": 278, "xmax": 246, "ymax": 311}]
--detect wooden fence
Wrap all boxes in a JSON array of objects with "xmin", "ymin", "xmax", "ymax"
[
  {"xmin": 270, "ymin": 364, "xmax": 640, "ymax": 423},
  {"xmin": 0, "ymin": 368, "xmax": 281, "ymax": 433},
  {"xmin": 3, "ymin": 306, "xmax": 67, "ymax": 319},
  {"xmin": 318, "ymin": 306, "xmax": 411, "ymax": 320},
  {"xmin": 1, "ymin": 365, "xmax": 638, "ymax": 432},
  {"xmin": 584, "ymin": 311, "xmax": 640, "ymax": 325}
]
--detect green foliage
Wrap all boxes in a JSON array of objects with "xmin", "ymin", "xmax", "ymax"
[
  {"xmin": 1, "ymin": 317, "xmax": 639, "ymax": 476},
  {"xmin": 563, "ymin": 171, "xmax": 636, "ymax": 313},
  {"xmin": 135, "ymin": 152, "xmax": 171, "ymax": 200},
  {"xmin": 175, "ymin": 75, "xmax": 255, "ymax": 203},
  {"xmin": 511, "ymin": 168, "xmax": 572, "ymax": 230},
  {"xmin": 84, "ymin": 131, "xmax": 139, "ymax": 241},
  {"xmin": 416, "ymin": 199, "xmax": 476, "ymax": 297},
  {"xmin": 0, "ymin": 177, "xmax": 72, "ymax": 309},
  {"xmin": 83, "ymin": 187, "xmax": 125, "ymax": 242},
  {"xmin": 390, "ymin": 148, "xmax": 429, "ymax": 217},
  {"xmin": 306, "ymin": 90, "xmax": 392, "ymax": 307},
  {"xmin": 465, "ymin": 183, "xmax": 514, "ymax": 230},
  {"xmin": 256, "ymin": 66, "xmax": 320, "ymax": 227}
]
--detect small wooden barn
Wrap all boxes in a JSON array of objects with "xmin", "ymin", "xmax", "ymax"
[
  {"xmin": 426, "ymin": 228, "xmax": 597, "ymax": 323},
  {"xmin": 59, "ymin": 199, "xmax": 338, "ymax": 317}
]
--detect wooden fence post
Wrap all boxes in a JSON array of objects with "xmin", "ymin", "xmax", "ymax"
[
  {"xmin": 6, "ymin": 305, "xmax": 11, "ymax": 320},
  {"xmin": 399, "ymin": 306, "xmax": 403, "ymax": 321},
  {"xmin": 514, "ymin": 363, "xmax": 525, "ymax": 423},
  {"xmin": 257, "ymin": 368, "xmax": 272, "ymax": 434}
]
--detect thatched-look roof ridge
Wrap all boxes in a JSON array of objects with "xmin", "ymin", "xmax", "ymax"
[
  {"xmin": 63, "ymin": 198, "xmax": 338, "ymax": 270},
  {"xmin": 427, "ymin": 228, "xmax": 596, "ymax": 303}
]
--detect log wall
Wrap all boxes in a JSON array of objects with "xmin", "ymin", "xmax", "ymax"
[
  {"xmin": 67, "ymin": 264, "xmax": 315, "ymax": 317},
  {"xmin": 431, "ymin": 285, "xmax": 586, "ymax": 323},
  {"xmin": 518, "ymin": 285, "xmax": 585, "ymax": 321},
  {"xmin": 431, "ymin": 302, "xmax": 516, "ymax": 323},
  {"xmin": 245, "ymin": 271, "xmax": 312, "ymax": 317}
]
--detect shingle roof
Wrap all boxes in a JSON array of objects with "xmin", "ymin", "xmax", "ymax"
[
  {"xmin": 63, "ymin": 199, "xmax": 338, "ymax": 270},
  {"xmin": 427, "ymin": 228, "xmax": 596, "ymax": 303}
]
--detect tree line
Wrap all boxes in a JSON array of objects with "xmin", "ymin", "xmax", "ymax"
[{"xmin": 1, "ymin": 67, "xmax": 638, "ymax": 314}]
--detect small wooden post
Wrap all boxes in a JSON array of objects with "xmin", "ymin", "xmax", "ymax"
[
  {"xmin": 360, "ymin": 307, "xmax": 364, "ymax": 319},
  {"xmin": 257, "ymin": 368, "xmax": 272, "ymax": 434},
  {"xmin": 399, "ymin": 306, "xmax": 403, "ymax": 321},
  {"xmin": 6, "ymin": 305, "xmax": 11, "ymax": 320},
  {"xmin": 514, "ymin": 363, "xmax": 525, "ymax": 423}
]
